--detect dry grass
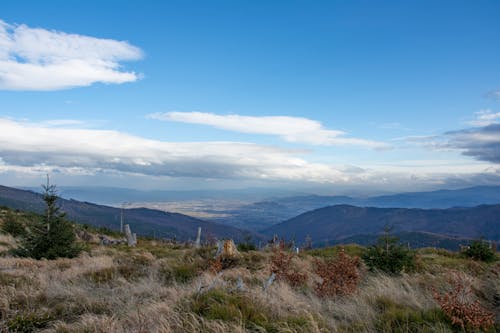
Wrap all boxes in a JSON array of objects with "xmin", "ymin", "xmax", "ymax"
[
  {"xmin": 0, "ymin": 236, "xmax": 498, "ymax": 333},
  {"xmin": 0, "ymin": 234, "xmax": 17, "ymax": 254}
]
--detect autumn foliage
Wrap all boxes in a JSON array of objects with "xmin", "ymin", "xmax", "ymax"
[
  {"xmin": 270, "ymin": 249, "xmax": 307, "ymax": 287},
  {"xmin": 208, "ymin": 257, "xmax": 223, "ymax": 274},
  {"xmin": 433, "ymin": 272, "xmax": 494, "ymax": 331},
  {"xmin": 314, "ymin": 249, "xmax": 361, "ymax": 297}
]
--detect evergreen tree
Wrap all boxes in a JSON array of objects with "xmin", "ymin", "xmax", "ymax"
[
  {"xmin": 362, "ymin": 226, "xmax": 415, "ymax": 274},
  {"xmin": 17, "ymin": 177, "xmax": 81, "ymax": 259},
  {"xmin": 463, "ymin": 239, "xmax": 496, "ymax": 262}
]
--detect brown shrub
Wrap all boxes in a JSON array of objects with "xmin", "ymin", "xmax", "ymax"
[
  {"xmin": 432, "ymin": 271, "xmax": 494, "ymax": 331},
  {"xmin": 208, "ymin": 257, "xmax": 223, "ymax": 274},
  {"xmin": 270, "ymin": 249, "xmax": 307, "ymax": 287},
  {"xmin": 314, "ymin": 249, "xmax": 360, "ymax": 297}
]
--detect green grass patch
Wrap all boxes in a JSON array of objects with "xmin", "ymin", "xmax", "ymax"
[
  {"xmin": 8, "ymin": 312, "xmax": 53, "ymax": 333},
  {"xmin": 239, "ymin": 251, "xmax": 267, "ymax": 271},
  {"xmin": 172, "ymin": 262, "xmax": 200, "ymax": 283},
  {"xmin": 190, "ymin": 289, "xmax": 317, "ymax": 331},
  {"xmin": 307, "ymin": 244, "xmax": 365, "ymax": 258},
  {"xmin": 374, "ymin": 296, "xmax": 450, "ymax": 333},
  {"xmin": 417, "ymin": 251, "xmax": 489, "ymax": 275},
  {"xmin": 112, "ymin": 251, "xmax": 154, "ymax": 281}
]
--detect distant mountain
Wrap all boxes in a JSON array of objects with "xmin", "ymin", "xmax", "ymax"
[
  {"xmin": 262, "ymin": 204, "xmax": 500, "ymax": 247},
  {"xmin": 362, "ymin": 186, "xmax": 500, "ymax": 208},
  {"xmin": 220, "ymin": 186, "xmax": 500, "ymax": 230},
  {"xmin": 0, "ymin": 185, "xmax": 248, "ymax": 241},
  {"xmin": 22, "ymin": 186, "xmax": 304, "ymax": 206}
]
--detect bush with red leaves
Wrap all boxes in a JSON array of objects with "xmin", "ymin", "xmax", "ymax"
[
  {"xmin": 433, "ymin": 272, "xmax": 494, "ymax": 331},
  {"xmin": 314, "ymin": 249, "xmax": 360, "ymax": 297},
  {"xmin": 270, "ymin": 249, "xmax": 307, "ymax": 287},
  {"xmin": 208, "ymin": 257, "xmax": 223, "ymax": 274}
]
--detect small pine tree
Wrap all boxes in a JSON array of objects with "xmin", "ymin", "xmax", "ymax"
[
  {"xmin": 362, "ymin": 226, "xmax": 415, "ymax": 274},
  {"xmin": 237, "ymin": 233, "xmax": 257, "ymax": 252},
  {"xmin": 17, "ymin": 177, "xmax": 81, "ymax": 259},
  {"xmin": 463, "ymin": 239, "xmax": 496, "ymax": 262}
]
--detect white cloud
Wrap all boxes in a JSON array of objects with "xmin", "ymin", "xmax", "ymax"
[
  {"xmin": 467, "ymin": 109, "xmax": 500, "ymax": 127},
  {"xmin": 38, "ymin": 119, "xmax": 86, "ymax": 127},
  {"xmin": 148, "ymin": 111, "xmax": 388, "ymax": 149},
  {"xmin": 0, "ymin": 118, "xmax": 348, "ymax": 183},
  {"xmin": 0, "ymin": 19, "xmax": 142, "ymax": 90},
  {"xmin": 1, "ymin": 118, "xmax": 497, "ymax": 191}
]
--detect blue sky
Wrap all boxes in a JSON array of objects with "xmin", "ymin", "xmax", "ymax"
[{"xmin": 0, "ymin": 1, "xmax": 499, "ymax": 194}]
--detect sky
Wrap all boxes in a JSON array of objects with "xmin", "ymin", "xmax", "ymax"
[{"xmin": 0, "ymin": 0, "xmax": 499, "ymax": 195}]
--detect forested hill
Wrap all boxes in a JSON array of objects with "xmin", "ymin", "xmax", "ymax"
[
  {"xmin": 0, "ymin": 185, "xmax": 248, "ymax": 241},
  {"xmin": 263, "ymin": 204, "xmax": 500, "ymax": 247}
]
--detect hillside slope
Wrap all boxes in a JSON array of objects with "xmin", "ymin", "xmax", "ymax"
[
  {"xmin": 263, "ymin": 204, "xmax": 500, "ymax": 246},
  {"xmin": 0, "ymin": 185, "xmax": 247, "ymax": 241}
]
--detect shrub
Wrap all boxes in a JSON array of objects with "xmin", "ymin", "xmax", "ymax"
[
  {"xmin": 208, "ymin": 255, "xmax": 240, "ymax": 274},
  {"xmin": 462, "ymin": 239, "xmax": 496, "ymax": 263},
  {"xmin": 270, "ymin": 249, "xmax": 307, "ymax": 287},
  {"xmin": 208, "ymin": 257, "xmax": 223, "ymax": 274},
  {"xmin": 432, "ymin": 271, "xmax": 494, "ymax": 331},
  {"xmin": 237, "ymin": 242, "xmax": 257, "ymax": 252},
  {"xmin": 1, "ymin": 211, "xmax": 26, "ymax": 237},
  {"xmin": 237, "ymin": 234, "xmax": 257, "ymax": 252},
  {"xmin": 314, "ymin": 248, "xmax": 360, "ymax": 297},
  {"xmin": 362, "ymin": 227, "xmax": 415, "ymax": 274}
]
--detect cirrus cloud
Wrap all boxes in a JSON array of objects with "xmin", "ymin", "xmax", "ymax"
[
  {"xmin": 0, "ymin": 19, "xmax": 143, "ymax": 90},
  {"xmin": 467, "ymin": 109, "xmax": 500, "ymax": 127}
]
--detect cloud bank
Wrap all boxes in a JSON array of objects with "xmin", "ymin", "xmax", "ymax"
[
  {"xmin": 0, "ymin": 118, "xmax": 345, "ymax": 182},
  {"xmin": 1, "ymin": 118, "xmax": 497, "ymax": 192},
  {"xmin": 404, "ymin": 112, "xmax": 500, "ymax": 165},
  {"xmin": 446, "ymin": 124, "xmax": 500, "ymax": 164},
  {"xmin": 148, "ymin": 112, "xmax": 388, "ymax": 149},
  {"xmin": 0, "ymin": 20, "xmax": 142, "ymax": 90}
]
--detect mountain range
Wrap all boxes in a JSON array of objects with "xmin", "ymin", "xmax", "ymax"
[
  {"xmin": 21, "ymin": 186, "xmax": 304, "ymax": 206},
  {"xmin": 2, "ymin": 184, "xmax": 500, "ymax": 249},
  {"xmin": 217, "ymin": 186, "xmax": 500, "ymax": 230},
  {"xmin": 263, "ymin": 204, "xmax": 500, "ymax": 247}
]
